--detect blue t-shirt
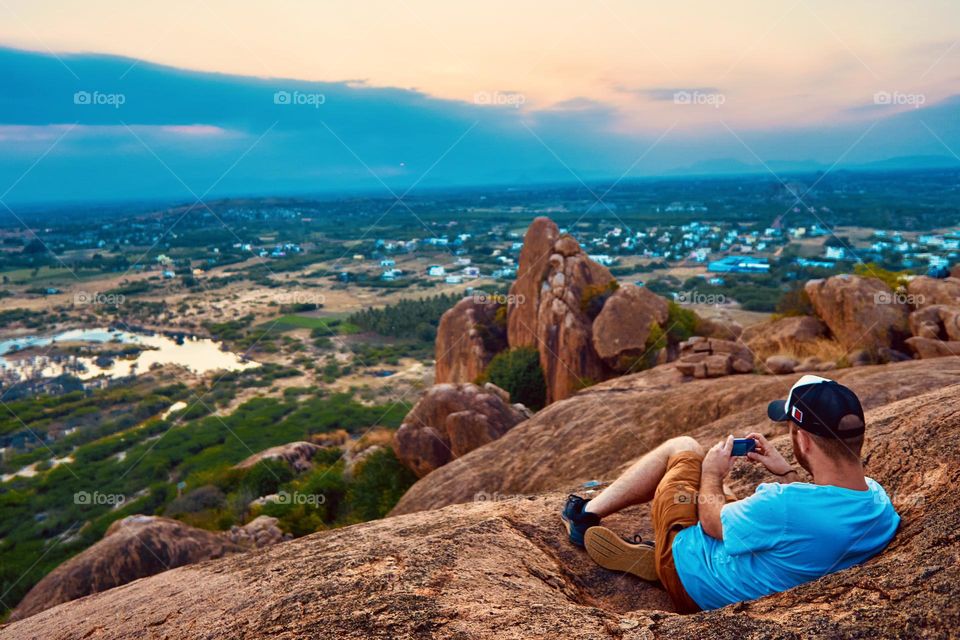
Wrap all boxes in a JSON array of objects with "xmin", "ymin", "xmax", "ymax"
[{"xmin": 672, "ymin": 478, "xmax": 900, "ymax": 610}]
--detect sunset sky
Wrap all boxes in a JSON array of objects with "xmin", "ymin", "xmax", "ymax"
[{"xmin": 0, "ymin": 1, "xmax": 958, "ymax": 202}]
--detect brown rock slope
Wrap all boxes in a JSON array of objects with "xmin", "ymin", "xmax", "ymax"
[
  {"xmin": 393, "ymin": 357, "xmax": 960, "ymax": 515},
  {"xmin": 507, "ymin": 216, "xmax": 560, "ymax": 348},
  {"xmin": 6, "ymin": 380, "xmax": 960, "ymax": 639},
  {"xmin": 434, "ymin": 296, "xmax": 502, "ymax": 384},
  {"xmin": 8, "ymin": 515, "xmax": 243, "ymax": 622}
]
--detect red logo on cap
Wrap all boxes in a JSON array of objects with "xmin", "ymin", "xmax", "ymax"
[{"xmin": 791, "ymin": 406, "xmax": 803, "ymax": 423}]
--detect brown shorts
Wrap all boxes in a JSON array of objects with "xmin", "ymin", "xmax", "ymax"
[{"xmin": 651, "ymin": 450, "xmax": 736, "ymax": 613}]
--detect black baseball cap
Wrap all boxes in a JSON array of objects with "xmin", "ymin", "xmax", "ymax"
[{"xmin": 767, "ymin": 375, "xmax": 865, "ymax": 439}]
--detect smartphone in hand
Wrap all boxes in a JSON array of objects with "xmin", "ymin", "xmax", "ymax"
[{"xmin": 731, "ymin": 438, "xmax": 757, "ymax": 456}]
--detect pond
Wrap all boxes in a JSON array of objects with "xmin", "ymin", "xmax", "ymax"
[{"xmin": 0, "ymin": 327, "xmax": 258, "ymax": 382}]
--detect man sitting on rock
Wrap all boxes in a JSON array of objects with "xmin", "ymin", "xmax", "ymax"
[{"xmin": 560, "ymin": 375, "xmax": 900, "ymax": 612}]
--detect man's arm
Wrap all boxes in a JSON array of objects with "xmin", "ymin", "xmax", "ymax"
[{"xmin": 699, "ymin": 435, "xmax": 734, "ymax": 541}]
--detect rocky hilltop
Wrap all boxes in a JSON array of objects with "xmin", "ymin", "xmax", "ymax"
[{"xmin": 5, "ymin": 369, "xmax": 960, "ymax": 639}]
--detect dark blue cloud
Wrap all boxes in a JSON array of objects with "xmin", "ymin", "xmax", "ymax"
[{"xmin": 0, "ymin": 46, "xmax": 958, "ymax": 205}]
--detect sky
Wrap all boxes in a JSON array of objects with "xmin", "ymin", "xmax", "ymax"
[{"xmin": 0, "ymin": 1, "xmax": 959, "ymax": 204}]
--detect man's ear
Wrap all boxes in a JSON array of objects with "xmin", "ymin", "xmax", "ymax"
[{"xmin": 795, "ymin": 428, "xmax": 811, "ymax": 455}]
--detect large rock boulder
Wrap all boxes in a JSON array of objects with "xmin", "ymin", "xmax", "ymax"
[
  {"xmin": 906, "ymin": 276, "xmax": 960, "ymax": 308},
  {"xmin": 591, "ymin": 285, "xmax": 670, "ymax": 372},
  {"xmin": 507, "ymin": 217, "xmax": 560, "ymax": 348},
  {"xmin": 764, "ymin": 355, "xmax": 798, "ymax": 375},
  {"xmin": 392, "ymin": 383, "xmax": 529, "ymax": 477},
  {"xmin": 434, "ymin": 296, "xmax": 503, "ymax": 384},
  {"xmin": 805, "ymin": 275, "xmax": 910, "ymax": 352},
  {"xmin": 741, "ymin": 315, "xmax": 827, "ymax": 359},
  {"xmin": 225, "ymin": 515, "xmax": 287, "ymax": 548},
  {"xmin": 536, "ymin": 235, "xmax": 615, "ymax": 403},
  {"xmin": 674, "ymin": 337, "xmax": 754, "ymax": 378},
  {"xmin": 234, "ymin": 441, "xmax": 322, "ymax": 473},
  {"xmin": 908, "ymin": 304, "xmax": 960, "ymax": 341},
  {"xmin": 9, "ymin": 377, "xmax": 960, "ymax": 639},
  {"xmin": 905, "ymin": 336, "xmax": 960, "ymax": 359},
  {"xmin": 8, "ymin": 515, "xmax": 243, "ymax": 622},
  {"xmin": 693, "ymin": 315, "xmax": 743, "ymax": 341}
]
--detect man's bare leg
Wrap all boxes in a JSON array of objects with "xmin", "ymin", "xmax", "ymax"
[{"xmin": 585, "ymin": 436, "xmax": 703, "ymax": 518}]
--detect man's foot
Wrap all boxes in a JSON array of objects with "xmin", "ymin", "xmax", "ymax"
[
  {"xmin": 584, "ymin": 526, "xmax": 658, "ymax": 581},
  {"xmin": 561, "ymin": 494, "xmax": 600, "ymax": 547}
]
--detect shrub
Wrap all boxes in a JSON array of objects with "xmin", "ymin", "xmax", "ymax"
[
  {"xmin": 854, "ymin": 263, "xmax": 911, "ymax": 291},
  {"xmin": 580, "ymin": 280, "xmax": 619, "ymax": 320},
  {"xmin": 346, "ymin": 448, "xmax": 418, "ymax": 522},
  {"xmin": 165, "ymin": 485, "xmax": 226, "ymax": 516},
  {"xmin": 666, "ymin": 302, "xmax": 698, "ymax": 344},
  {"xmin": 478, "ymin": 347, "xmax": 547, "ymax": 411},
  {"xmin": 775, "ymin": 286, "xmax": 814, "ymax": 318}
]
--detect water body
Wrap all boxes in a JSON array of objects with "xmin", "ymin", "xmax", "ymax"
[{"xmin": 0, "ymin": 327, "xmax": 258, "ymax": 382}]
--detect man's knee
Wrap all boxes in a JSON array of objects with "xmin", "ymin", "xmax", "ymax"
[{"xmin": 662, "ymin": 436, "xmax": 703, "ymax": 457}]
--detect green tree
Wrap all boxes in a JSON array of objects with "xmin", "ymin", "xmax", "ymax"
[{"xmin": 479, "ymin": 347, "xmax": 547, "ymax": 411}]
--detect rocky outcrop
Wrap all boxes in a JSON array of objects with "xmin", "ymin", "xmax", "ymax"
[
  {"xmin": 392, "ymin": 383, "xmax": 529, "ymax": 477},
  {"xmin": 674, "ymin": 337, "xmax": 754, "ymax": 378},
  {"xmin": 507, "ymin": 217, "xmax": 560, "ymax": 348},
  {"xmin": 591, "ymin": 285, "xmax": 669, "ymax": 372},
  {"xmin": 906, "ymin": 275, "xmax": 960, "ymax": 307},
  {"xmin": 741, "ymin": 315, "xmax": 827, "ymax": 359},
  {"xmin": 225, "ymin": 515, "xmax": 287, "ymax": 548},
  {"xmin": 434, "ymin": 297, "xmax": 503, "ymax": 384},
  {"xmin": 693, "ymin": 315, "xmax": 743, "ymax": 341},
  {"xmin": 905, "ymin": 336, "xmax": 960, "ymax": 359},
  {"xmin": 536, "ymin": 235, "xmax": 616, "ymax": 402},
  {"xmin": 234, "ymin": 441, "xmax": 322, "ymax": 473},
  {"xmin": 8, "ymin": 515, "xmax": 243, "ymax": 622},
  {"xmin": 392, "ymin": 357, "xmax": 960, "ymax": 515},
  {"xmin": 805, "ymin": 275, "xmax": 910, "ymax": 352},
  {"xmin": 764, "ymin": 355, "xmax": 797, "ymax": 375},
  {"xmin": 908, "ymin": 304, "xmax": 960, "ymax": 341},
  {"xmin": 9, "ymin": 375, "xmax": 960, "ymax": 639}
]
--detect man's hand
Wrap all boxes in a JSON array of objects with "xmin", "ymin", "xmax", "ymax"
[
  {"xmin": 702, "ymin": 435, "xmax": 735, "ymax": 480},
  {"xmin": 745, "ymin": 432, "xmax": 794, "ymax": 476}
]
